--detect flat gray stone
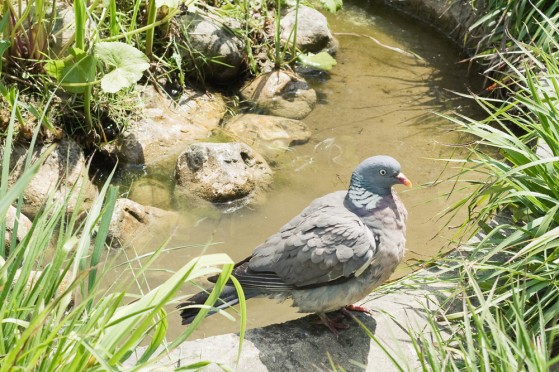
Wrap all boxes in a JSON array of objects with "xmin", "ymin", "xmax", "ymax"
[
  {"xmin": 225, "ymin": 114, "xmax": 311, "ymax": 160},
  {"xmin": 128, "ymin": 274, "xmax": 452, "ymax": 370}
]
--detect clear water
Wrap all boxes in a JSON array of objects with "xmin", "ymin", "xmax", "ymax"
[{"xmin": 108, "ymin": 2, "xmax": 483, "ymax": 339}]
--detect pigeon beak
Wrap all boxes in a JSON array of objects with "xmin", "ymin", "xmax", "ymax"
[{"xmin": 396, "ymin": 173, "xmax": 412, "ymax": 187}]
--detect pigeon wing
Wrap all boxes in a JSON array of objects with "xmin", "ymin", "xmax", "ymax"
[{"xmin": 239, "ymin": 195, "xmax": 377, "ymax": 290}]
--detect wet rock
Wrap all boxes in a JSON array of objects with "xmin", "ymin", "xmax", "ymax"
[
  {"xmin": 225, "ymin": 114, "xmax": 311, "ymax": 161},
  {"xmin": 174, "ymin": 142, "xmax": 272, "ymax": 205},
  {"xmin": 103, "ymin": 86, "xmax": 225, "ymax": 169},
  {"xmin": 280, "ymin": 5, "xmax": 337, "ymax": 54},
  {"xmin": 3, "ymin": 138, "xmax": 98, "ymax": 220},
  {"xmin": 106, "ymin": 198, "xmax": 180, "ymax": 249},
  {"xmin": 179, "ymin": 13, "xmax": 245, "ymax": 83},
  {"xmin": 240, "ymin": 70, "xmax": 317, "ymax": 120},
  {"xmin": 4, "ymin": 206, "xmax": 32, "ymax": 253}
]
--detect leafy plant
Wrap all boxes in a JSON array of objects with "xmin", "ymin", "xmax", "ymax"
[
  {"xmin": 467, "ymin": 1, "xmax": 559, "ymax": 93},
  {"xmin": 45, "ymin": 41, "xmax": 149, "ymax": 137}
]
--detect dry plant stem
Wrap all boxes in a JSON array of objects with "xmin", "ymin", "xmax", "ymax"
[{"xmin": 335, "ymin": 32, "xmax": 424, "ymax": 60}]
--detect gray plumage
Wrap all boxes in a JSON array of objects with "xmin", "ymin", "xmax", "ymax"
[{"xmin": 179, "ymin": 155, "xmax": 410, "ymax": 330}]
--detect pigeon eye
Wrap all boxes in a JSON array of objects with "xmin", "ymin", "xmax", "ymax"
[{"xmin": 379, "ymin": 169, "xmax": 387, "ymax": 176}]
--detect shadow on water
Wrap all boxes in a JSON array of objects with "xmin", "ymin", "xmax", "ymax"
[{"xmin": 108, "ymin": 1, "xmax": 485, "ymax": 340}]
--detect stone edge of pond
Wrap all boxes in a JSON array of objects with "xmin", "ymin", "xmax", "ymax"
[{"xmin": 381, "ymin": 0, "xmax": 483, "ymax": 52}]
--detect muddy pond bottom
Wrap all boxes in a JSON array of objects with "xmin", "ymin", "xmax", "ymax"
[{"xmin": 109, "ymin": 2, "xmax": 483, "ymax": 339}]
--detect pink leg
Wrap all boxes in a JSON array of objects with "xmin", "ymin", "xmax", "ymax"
[{"xmin": 345, "ymin": 304, "xmax": 371, "ymax": 313}]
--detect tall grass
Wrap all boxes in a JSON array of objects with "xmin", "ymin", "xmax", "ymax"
[
  {"xmin": 379, "ymin": 29, "xmax": 559, "ymax": 371},
  {"xmin": 469, "ymin": 0, "xmax": 559, "ymax": 95},
  {"xmin": 0, "ymin": 96, "xmax": 246, "ymax": 369}
]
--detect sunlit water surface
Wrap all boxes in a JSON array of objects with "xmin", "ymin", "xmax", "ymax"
[{"xmin": 106, "ymin": 2, "xmax": 483, "ymax": 339}]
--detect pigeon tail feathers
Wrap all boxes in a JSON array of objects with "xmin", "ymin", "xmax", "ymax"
[{"xmin": 178, "ymin": 285, "xmax": 255, "ymax": 325}]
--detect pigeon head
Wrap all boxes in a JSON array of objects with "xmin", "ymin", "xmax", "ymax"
[{"xmin": 351, "ymin": 155, "xmax": 412, "ymax": 196}]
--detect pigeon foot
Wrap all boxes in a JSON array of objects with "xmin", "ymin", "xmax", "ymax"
[{"xmin": 315, "ymin": 313, "xmax": 350, "ymax": 336}]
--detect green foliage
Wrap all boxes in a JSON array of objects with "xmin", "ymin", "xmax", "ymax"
[
  {"xmin": 95, "ymin": 42, "xmax": 150, "ymax": 93},
  {"xmin": 0, "ymin": 40, "xmax": 9, "ymax": 75},
  {"xmin": 0, "ymin": 95, "xmax": 246, "ymax": 370},
  {"xmin": 297, "ymin": 51, "xmax": 337, "ymax": 71},
  {"xmin": 1, "ymin": 0, "xmax": 339, "ymax": 144},
  {"xmin": 380, "ymin": 38, "xmax": 559, "ymax": 371},
  {"xmin": 469, "ymin": 0, "xmax": 559, "ymax": 90},
  {"xmin": 470, "ymin": 0, "xmax": 559, "ymax": 52},
  {"xmin": 402, "ymin": 271, "xmax": 555, "ymax": 371},
  {"xmin": 319, "ymin": 0, "xmax": 343, "ymax": 13},
  {"xmin": 1, "ymin": 0, "xmax": 53, "ymax": 64},
  {"xmin": 45, "ymin": 48, "xmax": 97, "ymax": 94}
]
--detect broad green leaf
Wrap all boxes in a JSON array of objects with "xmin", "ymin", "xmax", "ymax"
[
  {"xmin": 44, "ymin": 48, "xmax": 97, "ymax": 94},
  {"xmin": 94, "ymin": 42, "xmax": 150, "ymax": 93},
  {"xmin": 320, "ymin": 0, "xmax": 343, "ymax": 13},
  {"xmin": 297, "ymin": 52, "xmax": 337, "ymax": 71}
]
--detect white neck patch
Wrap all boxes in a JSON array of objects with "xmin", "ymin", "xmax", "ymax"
[{"xmin": 348, "ymin": 186, "xmax": 382, "ymax": 209}]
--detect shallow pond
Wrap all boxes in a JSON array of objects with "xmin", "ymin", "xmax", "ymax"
[{"xmin": 109, "ymin": 1, "xmax": 483, "ymax": 339}]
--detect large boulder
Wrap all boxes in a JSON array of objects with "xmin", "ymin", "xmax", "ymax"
[
  {"xmin": 240, "ymin": 70, "xmax": 317, "ymax": 120},
  {"xmin": 174, "ymin": 142, "xmax": 273, "ymax": 206},
  {"xmin": 106, "ymin": 198, "xmax": 180, "ymax": 249},
  {"xmin": 103, "ymin": 86, "xmax": 225, "ymax": 169},
  {"xmin": 280, "ymin": 5, "xmax": 337, "ymax": 54},
  {"xmin": 4, "ymin": 138, "xmax": 98, "ymax": 220},
  {"xmin": 225, "ymin": 114, "xmax": 311, "ymax": 161},
  {"xmin": 179, "ymin": 13, "xmax": 245, "ymax": 84}
]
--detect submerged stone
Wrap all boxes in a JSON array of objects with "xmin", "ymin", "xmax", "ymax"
[
  {"xmin": 106, "ymin": 198, "xmax": 180, "ymax": 249},
  {"xmin": 225, "ymin": 114, "xmax": 312, "ymax": 161}
]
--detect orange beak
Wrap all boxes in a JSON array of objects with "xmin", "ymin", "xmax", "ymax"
[{"xmin": 396, "ymin": 173, "xmax": 412, "ymax": 187}]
